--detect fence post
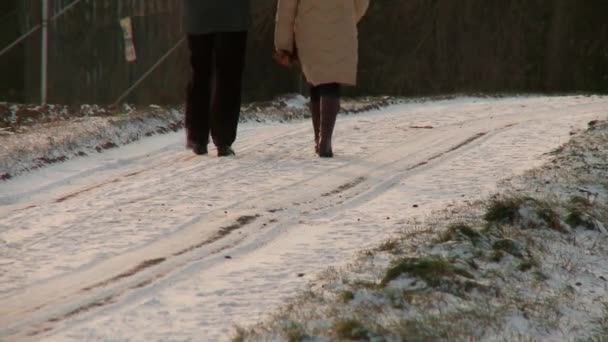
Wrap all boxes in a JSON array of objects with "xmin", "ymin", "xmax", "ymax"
[{"xmin": 41, "ymin": 0, "xmax": 49, "ymax": 104}]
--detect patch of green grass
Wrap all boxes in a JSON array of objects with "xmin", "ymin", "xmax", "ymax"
[
  {"xmin": 563, "ymin": 284, "xmax": 576, "ymax": 296},
  {"xmin": 535, "ymin": 204, "xmax": 568, "ymax": 233},
  {"xmin": 333, "ymin": 319, "xmax": 369, "ymax": 340},
  {"xmin": 480, "ymin": 220, "xmax": 508, "ymax": 236},
  {"xmin": 462, "ymin": 280, "xmax": 483, "ymax": 293},
  {"xmin": 484, "ymin": 197, "xmax": 526, "ymax": 223},
  {"xmin": 456, "ymin": 224, "xmax": 482, "ymax": 240},
  {"xmin": 490, "ymin": 250, "xmax": 505, "ymax": 262},
  {"xmin": 231, "ymin": 326, "xmax": 247, "ymax": 342},
  {"xmin": 393, "ymin": 319, "xmax": 447, "ymax": 341},
  {"xmin": 438, "ymin": 223, "xmax": 482, "ymax": 243},
  {"xmin": 548, "ymin": 146, "xmax": 564, "ymax": 155},
  {"xmin": 518, "ymin": 259, "xmax": 538, "ymax": 272},
  {"xmin": 283, "ymin": 322, "xmax": 308, "ymax": 342},
  {"xmin": 385, "ymin": 289, "xmax": 406, "ymax": 309},
  {"xmin": 565, "ymin": 211, "xmax": 596, "ymax": 230},
  {"xmin": 377, "ymin": 238, "xmax": 401, "ymax": 253},
  {"xmin": 569, "ymin": 195, "xmax": 593, "ymax": 210},
  {"xmin": 565, "ymin": 195, "xmax": 599, "ymax": 230},
  {"xmin": 565, "ymin": 211, "xmax": 581, "ymax": 227},
  {"xmin": 381, "ymin": 256, "xmax": 473, "ymax": 288},
  {"xmin": 492, "ymin": 239, "xmax": 524, "ymax": 258},
  {"xmin": 392, "ymin": 306, "xmax": 500, "ymax": 341},
  {"xmin": 340, "ymin": 290, "xmax": 355, "ymax": 303},
  {"xmin": 351, "ymin": 280, "xmax": 379, "ymax": 290},
  {"xmin": 533, "ymin": 271, "xmax": 550, "ymax": 281}
]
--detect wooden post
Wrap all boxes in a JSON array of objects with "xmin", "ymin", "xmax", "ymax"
[{"xmin": 41, "ymin": 0, "xmax": 49, "ymax": 104}]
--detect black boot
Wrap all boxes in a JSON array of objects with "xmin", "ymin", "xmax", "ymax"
[
  {"xmin": 186, "ymin": 128, "xmax": 208, "ymax": 156},
  {"xmin": 217, "ymin": 145, "xmax": 236, "ymax": 157},
  {"xmin": 187, "ymin": 140, "xmax": 208, "ymax": 155},
  {"xmin": 318, "ymin": 96, "xmax": 339, "ymax": 158},
  {"xmin": 310, "ymin": 99, "xmax": 321, "ymax": 154}
]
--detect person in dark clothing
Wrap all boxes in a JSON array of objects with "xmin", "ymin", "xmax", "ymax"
[{"xmin": 183, "ymin": 0, "xmax": 251, "ymax": 157}]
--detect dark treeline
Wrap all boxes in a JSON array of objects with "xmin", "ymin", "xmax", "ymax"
[
  {"xmin": 352, "ymin": 0, "xmax": 608, "ymax": 96},
  {"xmin": 1, "ymin": 0, "xmax": 606, "ymax": 104},
  {"xmin": 0, "ymin": 0, "xmax": 23, "ymax": 101}
]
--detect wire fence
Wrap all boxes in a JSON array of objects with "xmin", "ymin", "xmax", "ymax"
[
  {"xmin": 0, "ymin": 0, "xmax": 192, "ymax": 105},
  {"xmin": 0, "ymin": 0, "xmax": 298, "ymax": 105},
  {"xmin": 0, "ymin": 3, "xmax": 24, "ymax": 102},
  {"xmin": 5, "ymin": 1, "xmax": 603, "ymax": 105}
]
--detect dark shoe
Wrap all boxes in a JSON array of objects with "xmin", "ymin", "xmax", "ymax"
[
  {"xmin": 186, "ymin": 140, "xmax": 208, "ymax": 155},
  {"xmin": 217, "ymin": 145, "xmax": 235, "ymax": 157},
  {"xmin": 318, "ymin": 96, "xmax": 340, "ymax": 158},
  {"xmin": 318, "ymin": 149, "xmax": 334, "ymax": 158},
  {"xmin": 192, "ymin": 144, "xmax": 208, "ymax": 155},
  {"xmin": 310, "ymin": 99, "xmax": 321, "ymax": 154}
]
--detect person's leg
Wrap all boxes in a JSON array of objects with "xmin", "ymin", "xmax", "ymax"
[
  {"xmin": 185, "ymin": 34, "xmax": 214, "ymax": 155},
  {"xmin": 309, "ymin": 85, "xmax": 321, "ymax": 154},
  {"xmin": 318, "ymin": 83, "xmax": 341, "ymax": 158},
  {"xmin": 210, "ymin": 31, "xmax": 248, "ymax": 156}
]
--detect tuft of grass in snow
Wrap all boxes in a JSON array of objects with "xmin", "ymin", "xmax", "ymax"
[
  {"xmin": 231, "ymin": 327, "xmax": 247, "ymax": 342},
  {"xmin": 564, "ymin": 212, "xmax": 591, "ymax": 230},
  {"xmin": 534, "ymin": 200, "xmax": 569, "ymax": 233},
  {"xmin": 484, "ymin": 196, "xmax": 526, "ymax": 223},
  {"xmin": 568, "ymin": 195, "xmax": 593, "ymax": 210},
  {"xmin": 437, "ymin": 222, "xmax": 482, "ymax": 244},
  {"xmin": 490, "ymin": 250, "xmax": 505, "ymax": 262},
  {"xmin": 484, "ymin": 195, "xmax": 574, "ymax": 234},
  {"xmin": 391, "ymin": 305, "xmax": 505, "ymax": 341},
  {"xmin": 381, "ymin": 255, "xmax": 474, "ymax": 288},
  {"xmin": 565, "ymin": 195, "xmax": 598, "ymax": 230},
  {"xmin": 517, "ymin": 259, "xmax": 539, "ymax": 272},
  {"xmin": 282, "ymin": 322, "xmax": 309, "ymax": 342},
  {"xmin": 350, "ymin": 279, "xmax": 380, "ymax": 290},
  {"xmin": 376, "ymin": 238, "xmax": 401, "ymax": 254},
  {"xmin": 492, "ymin": 238, "xmax": 525, "ymax": 258},
  {"xmin": 339, "ymin": 290, "xmax": 355, "ymax": 303},
  {"xmin": 333, "ymin": 319, "xmax": 371, "ymax": 340}
]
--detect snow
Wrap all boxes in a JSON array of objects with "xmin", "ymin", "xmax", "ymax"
[
  {"xmin": 282, "ymin": 94, "xmax": 309, "ymax": 108},
  {"xmin": 0, "ymin": 95, "xmax": 606, "ymax": 341},
  {"xmin": 0, "ymin": 108, "xmax": 184, "ymax": 180}
]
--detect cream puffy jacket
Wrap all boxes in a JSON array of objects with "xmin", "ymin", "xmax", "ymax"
[{"xmin": 275, "ymin": 0, "xmax": 369, "ymax": 86}]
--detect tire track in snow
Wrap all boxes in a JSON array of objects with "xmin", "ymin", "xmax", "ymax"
[
  {"xmin": 0, "ymin": 121, "xmax": 524, "ymax": 338},
  {"xmin": 20, "ymin": 217, "xmax": 264, "ymax": 338},
  {"xmin": 0, "ymin": 124, "xmax": 320, "ymax": 279},
  {"xmin": 1, "ymin": 123, "xmax": 314, "ymax": 213}
]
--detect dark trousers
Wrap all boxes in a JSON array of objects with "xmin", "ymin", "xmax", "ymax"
[{"xmin": 185, "ymin": 32, "xmax": 247, "ymax": 147}]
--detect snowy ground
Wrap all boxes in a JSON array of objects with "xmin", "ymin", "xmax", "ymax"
[
  {"xmin": 0, "ymin": 95, "xmax": 606, "ymax": 341},
  {"xmin": 0, "ymin": 95, "xmax": 390, "ymax": 181}
]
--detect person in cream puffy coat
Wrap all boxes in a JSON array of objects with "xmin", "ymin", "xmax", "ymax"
[{"xmin": 275, "ymin": 0, "xmax": 369, "ymax": 158}]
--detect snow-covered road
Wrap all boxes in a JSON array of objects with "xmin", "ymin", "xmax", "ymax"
[{"xmin": 1, "ymin": 96, "xmax": 606, "ymax": 341}]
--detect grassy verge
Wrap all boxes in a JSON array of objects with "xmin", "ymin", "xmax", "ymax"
[{"xmin": 233, "ymin": 119, "xmax": 608, "ymax": 341}]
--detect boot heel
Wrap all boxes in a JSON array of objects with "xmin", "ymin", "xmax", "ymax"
[{"xmin": 318, "ymin": 95, "xmax": 339, "ymax": 159}]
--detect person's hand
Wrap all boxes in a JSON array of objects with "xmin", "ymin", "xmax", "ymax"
[{"xmin": 274, "ymin": 50, "xmax": 294, "ymax": 67}]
